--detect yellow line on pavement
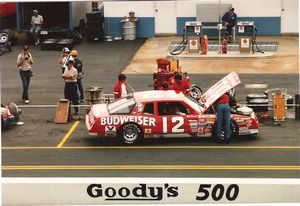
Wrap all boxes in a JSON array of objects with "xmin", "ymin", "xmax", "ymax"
[
  {"xmin": 2, "ymin": 145, "xmax": 300, "ymax": 150},
  {"xmin": 56, "ymin": 121, "xmax": 80, "ymax": 148},
  {"xmin": 2, "ymin": 165, "xmax": 300, "ymax": 171}
]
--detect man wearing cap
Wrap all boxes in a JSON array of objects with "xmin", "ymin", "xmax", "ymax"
[
  {"xmin": 62, "ymin": 59, "xmax": 79, "ymax": 115},
  {"xmin": 30, "ymin": 10, "xmax": 43, "ymax": 45},
  {"xmin": 59, "ymin": 47, "xmax": 70, "ymax": 74},
  {"xmin": 222, "ymin": 7, "xmax": 237, "ymax": 41},
  {"xmin": 70, "ymin": 50, "xmax": 84, "ymax": 102}
]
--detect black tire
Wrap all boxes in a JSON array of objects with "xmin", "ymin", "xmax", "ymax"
[
  {"xmin": 247, "ymin": 98, "xmax": 268, "ymax": 112},
  {"xmin": 0, "ymin": 31, "xmax": 9, "ymax": 44},
  {"xmin": 190, "ymin": 84, "xmax": 203, "ymax": 100},
  {"xmin": 246, "ymin": 93, "xmax": 267, "ymax": 103},
  {"xmin": 119, "ymin": 123, "xmax": 143, "ymax": 144},
  {"xmin": 212, "ymin": 121, "xmax": 238, "ymax": 141},
  {"xmin": 2, "ymin": 29, "xmax": 17, "ymax": 46}
]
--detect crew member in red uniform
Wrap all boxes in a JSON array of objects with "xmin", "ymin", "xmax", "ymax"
[
  {"xmin": 215, "ymin": 93, "xmax": 231, "ymax": 144},
  {"xmin": 168, "ymin": 71, "xmax": 179, "ymax": 87},
  {"xmin": 113, "ymin": 74, "xmax": 128, "ymax": 99},
  {"xmin": 171, "ymin": 74, "xmax": 191, "ymax": 96}
]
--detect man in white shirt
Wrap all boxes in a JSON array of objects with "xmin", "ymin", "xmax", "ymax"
[
  {"xmin": 62, "ymin": 59, "xmax": 79, "ymax": 115},
  {"xmin": 30, "ymin": 10, "xmax": 43, "ymax": 45},
  {"xmin": 17, "ymin": 45, "xmax": 34, "ymax": 104}
]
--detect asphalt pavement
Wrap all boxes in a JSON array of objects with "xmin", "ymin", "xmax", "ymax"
[{"xmin": 1, "ymin": 39, "xmax": 299, "ymax": 178}]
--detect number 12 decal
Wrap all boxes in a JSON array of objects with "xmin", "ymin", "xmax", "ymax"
[{"xmin": 163, "ymin": 116, "xmax": 184, "ymax": 133}]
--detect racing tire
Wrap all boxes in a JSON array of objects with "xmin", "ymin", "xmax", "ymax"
[
  {"xmin": 190, "ymin": 84, "xmax": 203, "ymax": 100},
  {"xmin": 247, "ymin": 98, "xmax": 268, "ymax": 112},
  {"xmin": 2, "ymin": 29, "xmax": 17, "ymax": 46},
  {"xmin": 212, "ymin": 121, "xmax": 238, "ymax": 142},
  {"xmin": 246, "ymin": 93, "xmax": 267, "ymax": 103},
  {"xmin": 119, "ymin": 123, "xmax": 143, "ymax": 145},
  {"xmin": 0, "ymin": 31, "xmax": 9, "ymax": 44}
]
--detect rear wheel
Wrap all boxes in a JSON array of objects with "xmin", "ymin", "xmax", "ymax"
[
  {"xmin": 119, "ymin": 123, "xmax": 143, "ymax": 144},
  {"xmin": 212, "ymin": 121, "xmax": 238, "ymax": 141}
]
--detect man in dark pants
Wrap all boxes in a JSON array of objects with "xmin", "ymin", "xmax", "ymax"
[
  {"xmin": 17, "ymin": 45, "xmax": 34, "ymax": 104},
  {"xmin": 215, "ymin": 93, "xmax": 231, "ymax": 144},
  {"xmin": 222, "ymin": 7, "xmax": 237, "ymax": 41},
  {"xmin": 70, "ymin": 50, "xmax": 84, "ymax": 102},
  {"xmin": 62, "ymin": 59, "xmax": 79, "ymax": 115}
]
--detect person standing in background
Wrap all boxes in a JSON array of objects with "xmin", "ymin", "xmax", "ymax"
[
  {"xmin": 59, "ymin": 47, "xmax": 70, "ymax": 74},
  {"xmin": 222, "ymin": 7, "xmax": 237, "ymax": 42},
  {"xmin": 30, "ymin": 10, "xmax": 43, "ymax": 45},
  {"xmin": 113, "ymin": 74, "xmax": 128, "ymax": 99},
  {"xmin": 70, "ymin": 50, "xmax": 84, "ymax": 102},
  {"xmin": 17, "ymin": 45, "xmax": 34, "ymax": 104},
  {"xmin": 62, "ymin": 59, "xmax": 79, "ymax": 115}
]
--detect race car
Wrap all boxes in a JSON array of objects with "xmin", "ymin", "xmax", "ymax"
[{"xmin": 86, "ymin": 72, "xmax": 259, "ymax": 144}]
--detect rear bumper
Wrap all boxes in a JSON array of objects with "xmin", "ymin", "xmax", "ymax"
[{"xmin": 85, "ymin": 114, "xmax": 97, "ymax": 136}]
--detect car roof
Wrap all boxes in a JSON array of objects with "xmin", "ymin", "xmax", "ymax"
[{"xmin": 133, "ymin": 90, "xmax": 186, "ymax": 103}]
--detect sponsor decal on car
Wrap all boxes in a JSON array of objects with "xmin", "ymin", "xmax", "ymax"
[
  {"xmin": 145, "ymin": 129, "xmax": 152, "ymax": 134},
  {"xmin": 100, "ymin": 116, "xmax": 156, "ymax": 127},
  {"xmin": 105, "ymin": 126, "xmax": 116, "ymax": 135}
]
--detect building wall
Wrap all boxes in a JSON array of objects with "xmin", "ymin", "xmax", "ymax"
[{"xmin": 104, "ymin": 0, "xmax": 297, "ymax": 38}]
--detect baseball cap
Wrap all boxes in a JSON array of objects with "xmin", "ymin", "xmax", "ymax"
[
  {"xmin": 62, "ymin": 47, "xmax": 70, "ymax": 53},
  {"xmin": 33, "ymin": 10, "xmax": 38, "ymax": 14}
]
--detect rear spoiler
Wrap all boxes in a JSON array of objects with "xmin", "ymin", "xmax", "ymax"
[{"xmin": 200, "ymin": 72, "xmax": 241, "ymax": 112}]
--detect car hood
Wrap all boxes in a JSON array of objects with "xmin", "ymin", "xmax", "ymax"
[{"xmin": 200, "ymin": 72, "xmax": 241, "ymax": 112}]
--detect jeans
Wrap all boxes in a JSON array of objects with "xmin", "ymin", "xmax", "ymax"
[
  {"xmin": 19, "ymin": 70, "xmax": 31, "ymax": 100},
  {"xmin": 225, "ymin": 23, "xmax": 235, "ymax": 36},
  {"xmin": 30, "ymin": 25, "xmax": 41, "ymax": 42},
  {"xmin": 216, "ymin": 103, "xmax": 231, "ymax": 141},
  {"xmin": 77, "ymin": 79, "xmax": 84, "ymax": 100}
]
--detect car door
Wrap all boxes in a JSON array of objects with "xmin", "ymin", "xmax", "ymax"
[{"xmin": 157, "ymin": 101, "xmax": 196, "ymax": 135}]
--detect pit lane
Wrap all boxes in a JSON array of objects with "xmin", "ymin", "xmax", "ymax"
[
  {"xmin": 1, "ymin": 39, "xmax": 300, "ymax": 178},
  {"xmin": 2, "ymin": 97, "xmax": 300, "ymax": 178}
]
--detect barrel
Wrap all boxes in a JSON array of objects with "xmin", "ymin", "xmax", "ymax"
[
  {"xmin": 85, "ymin": 86, "xmax": 103, "ymax": 105},
  {"xmin": 123, "ymin": 21, "xmax": 136, "ymax": 40}
]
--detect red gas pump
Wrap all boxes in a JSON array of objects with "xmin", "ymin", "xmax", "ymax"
[{"xmin": 221, "ymin": 40, "xmax": 227, "ymax": 54}]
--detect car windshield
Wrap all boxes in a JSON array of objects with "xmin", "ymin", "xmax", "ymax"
[
  {"xmin": 107, "ymin": 96, "xmax": 136, "ymax": 114},
  {"xmin": 185, "ymin": 96, "xmax": 203, "ymax": 113}
]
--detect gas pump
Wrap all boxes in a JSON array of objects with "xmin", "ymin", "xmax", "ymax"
[
  {"xmin": 237, "ymin": 21, "xmax": 262, "ymax": 54},
  {"xmin": 185, "ymin": 21, "xmax": 202, "ymax": 53}
]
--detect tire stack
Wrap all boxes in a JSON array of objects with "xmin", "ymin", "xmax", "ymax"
[
  {"xmin": 86, "ymin": 11, "xmax": 105, "ymax": 42},
  {"xmin": 246, "ymin": 93, "xmax": 268, "ymax": 112}
]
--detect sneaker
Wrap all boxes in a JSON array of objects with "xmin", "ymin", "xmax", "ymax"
[{"xmin": 24, "ymin": 100, "xmax": 29, "ymax": 104}]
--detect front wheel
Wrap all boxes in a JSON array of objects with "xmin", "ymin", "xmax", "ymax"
[
  {"xmin": 119, "ymin": 123, "xmax": 143, "ymax": 144},
  {"xmin": 190, "ymin": 84, "xmax": 203, "ymax": 100}
]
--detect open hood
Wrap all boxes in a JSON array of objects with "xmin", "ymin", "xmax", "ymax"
[{"xmin": 201, "ymin": 72, "xmax": 241, "ymax": 112}]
